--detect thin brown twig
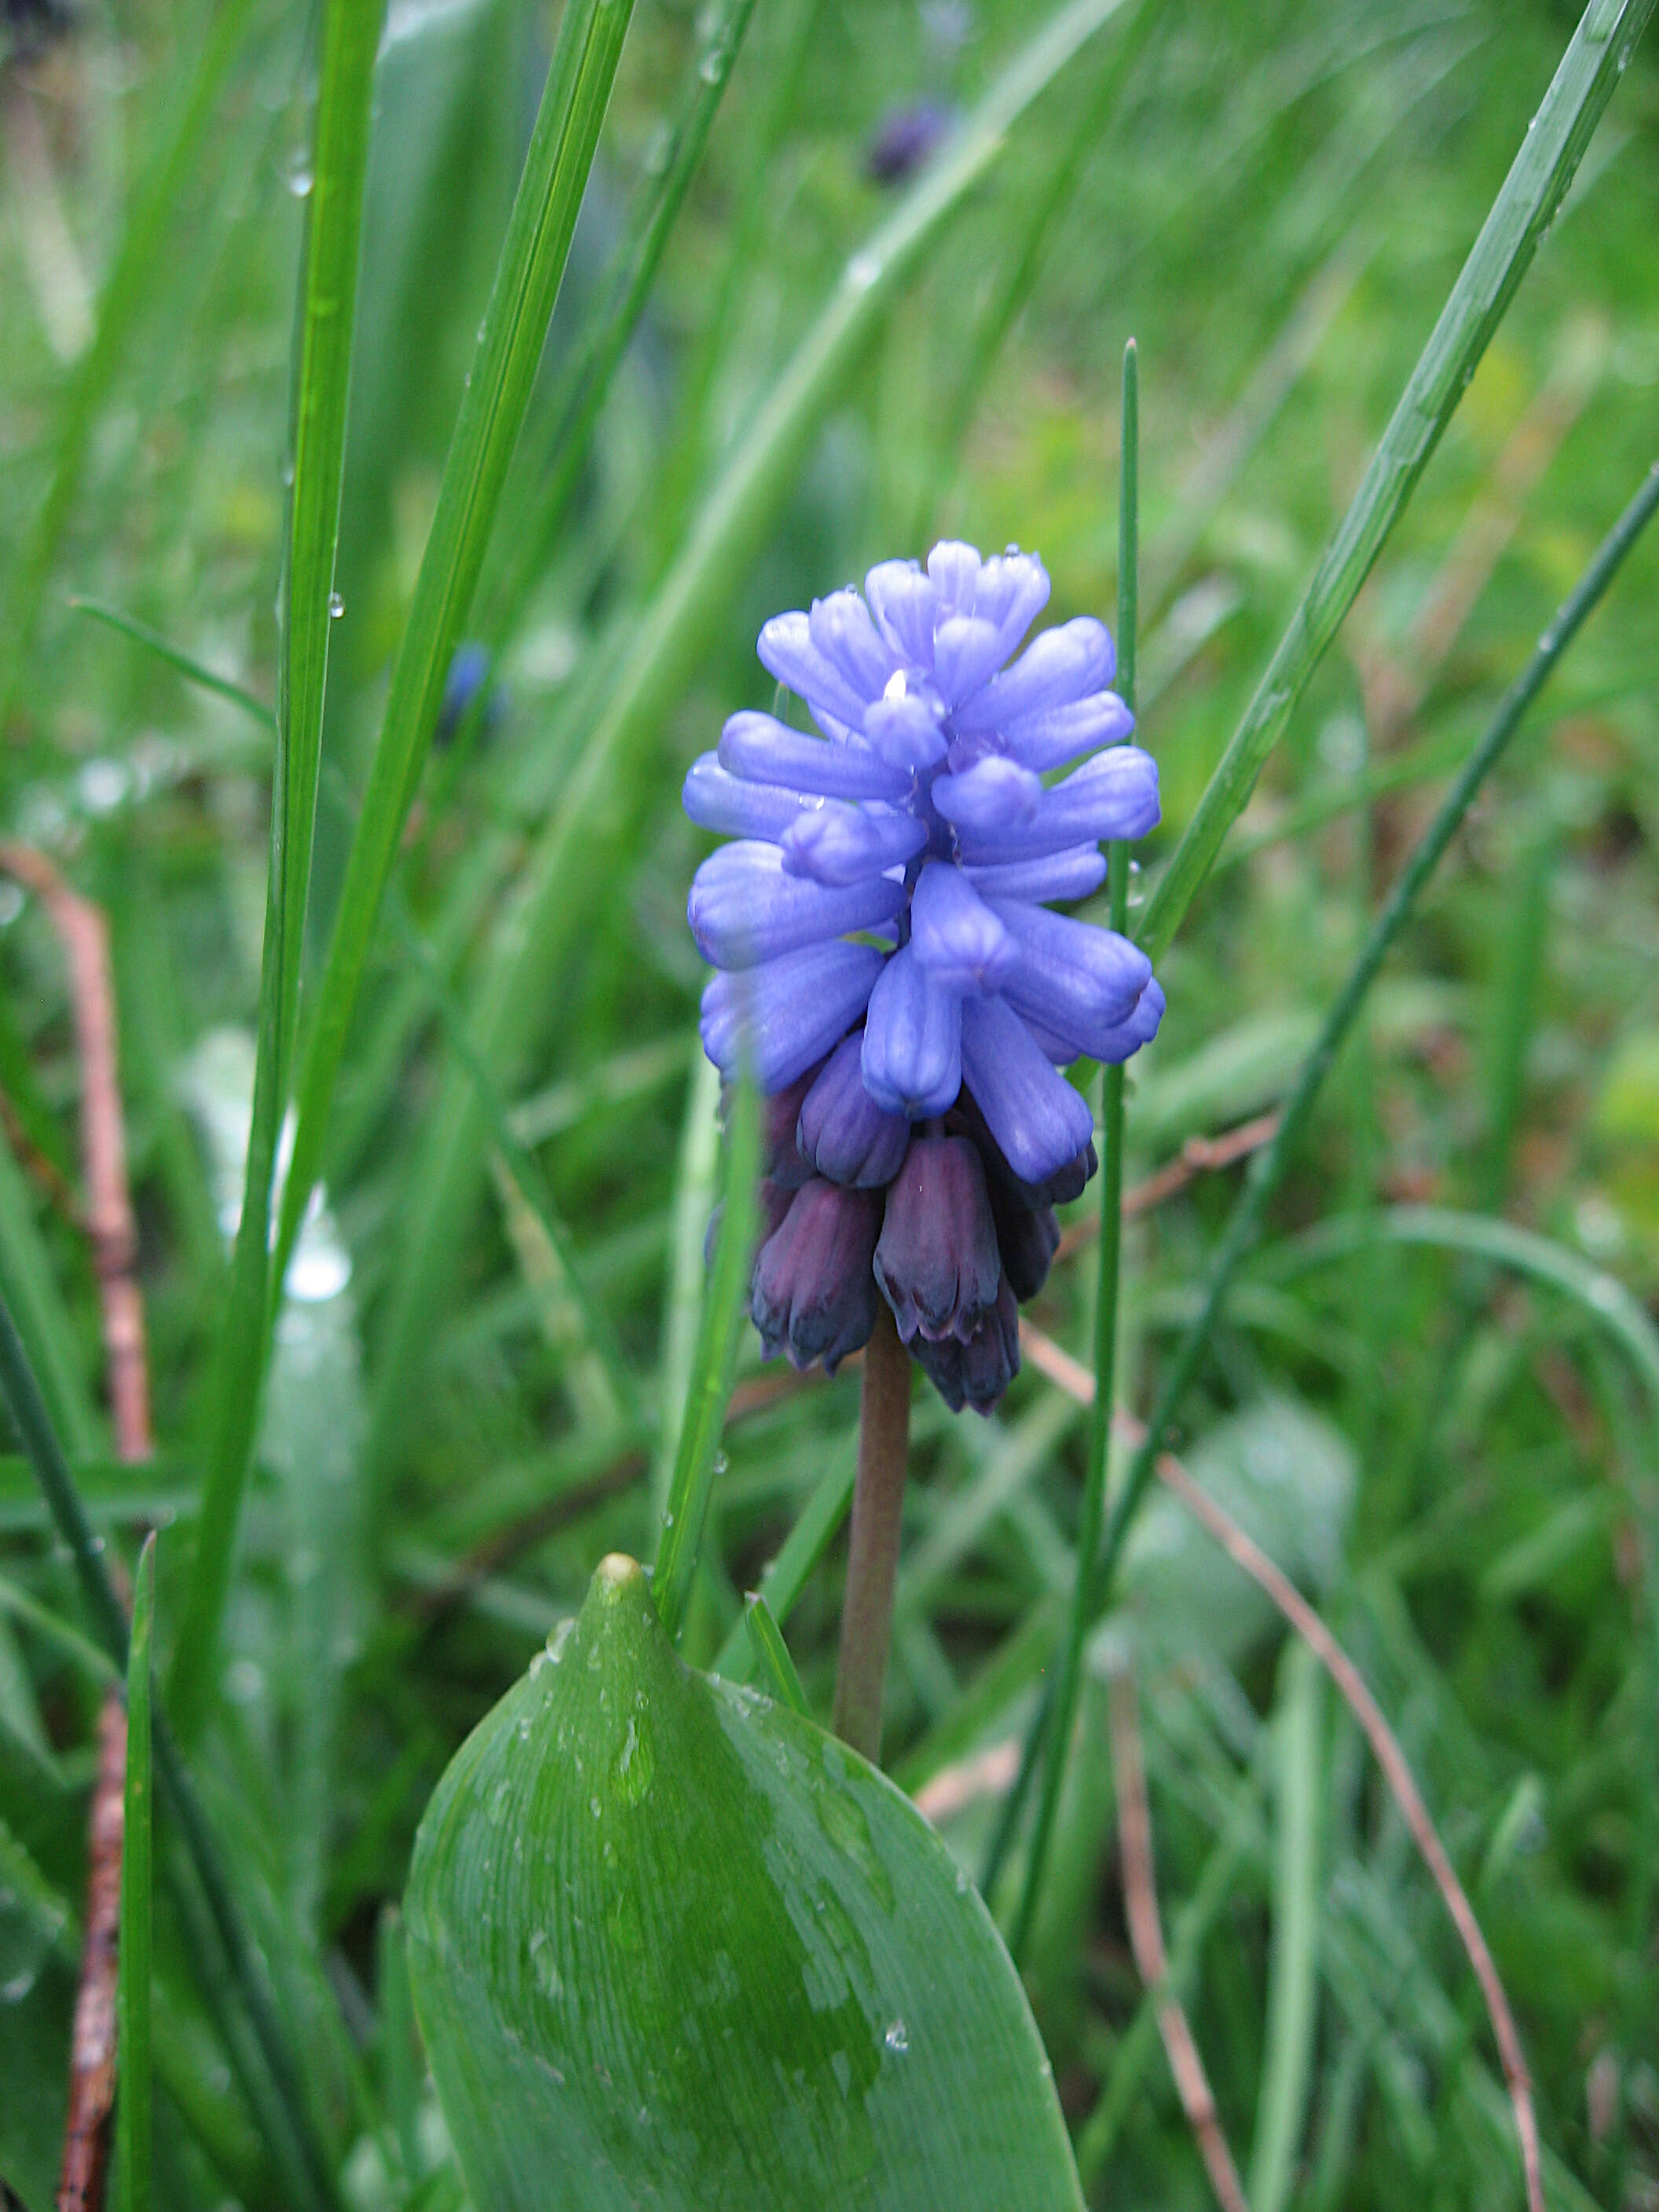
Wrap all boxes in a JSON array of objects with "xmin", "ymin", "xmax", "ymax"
[
  {"xmin": 1056, "ymin": 1112, "xmax": 1281, "ymax": 1263},
  {"xmin": 1017, "ymin": 1315, "xmax": 1545, "ymax": 2212},
  {"xmin": 1, "ymin": 844, "xmax": 151, "ymax": 2212},
  {"xmin": 1107, "ymin": 1657, "xmax": 1253, "ymax": 2212}
]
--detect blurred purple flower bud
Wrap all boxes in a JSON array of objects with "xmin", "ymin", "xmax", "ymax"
[
  {"xmin": 866, "ymin": 100, "xmax": 956, "ymax": 185},
  {"xmin": 797, "ymin": 1033, "xmax": 912, "ymax": 1188},
  {"xmin": 874, "ymin": 1134, "xmax": 1002, "ymax": 1344},
  {"xmin": 750, "ymin": 1179, "xmax": 882, "ymax": 1374}
]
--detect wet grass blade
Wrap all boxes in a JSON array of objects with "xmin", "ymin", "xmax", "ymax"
[
  {"xmin": 651, "ymin": 1070, "xmax": 759, "ymax": 1645},
  {"xmin": 1093, "ymin": 455, "xmax": 1659, "ymax": 1618},
  {"xmin": 365, "ymin": 0, "xmax": 1137, "ymax": 1476},
  {"xmin": 1010, "ymin": 338, "xmax": 1138, "ymax": 1961},
  {"xmin": 1137, "ymin": 0, "xmax": 1656, "ymax": 963},
  {"xmin": 742, "ymin": 1591, "xmax": 809, "ymax": 1716},
  {"xmin": 113, "ymin": 1533, "xmax": 156, "ymax": 2212},
  {"xmin": 0, "ymin": 0, "xmax": 262, "ymax": 717},
  {"xmin": 483, "ymin": 0, "xmax": 761, "ymax": 642},
  {"xmin": 0, "ymin": 1284, "xmax": 342, "ymax": 2207},
  {"xmin": 274, "ymin": 0, "xmax": 638, "ymax": 1291},
  {"xmin": 170, "ymin": 0, "xmax": 383, "ymax": 1740},
  {"xmin": 711, "ymin": 1433, "xmax": 860, "ymax": 1681}
]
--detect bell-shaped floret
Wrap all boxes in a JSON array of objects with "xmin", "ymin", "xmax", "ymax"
[
  {"xmin": 796, "ymin": 1034, "xmax": 912, "ymax": 1188},
  {"xmin": 958, "ymin": 994, "xmax": 1093, "ymax": 1185},
  {"xmin": 688, "ymin": 841, "xmax": 905, "ymax": 969},
  {"xmin": 909, "ymin": 862, "xmax": 1015, "ymax": 996},
  {"xmin": 874, "ymin": 1135, "xmax": 1002, "ymax": 1344},
  {"xmin": 861, "ymin": 946, "xmax": 963, "ymax": 1120},
  {"xmin": 750, "ymin": 1180, "xmax": 882, "ymax": 1375},
  {"xmin": 719, "ymin": 711, "xmax": 912, "ymax": 801},
  {"xmin": 700, "ymin": 941, "xmax": 884, "ymax": 1091}
]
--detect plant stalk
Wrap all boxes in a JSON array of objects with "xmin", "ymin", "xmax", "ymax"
[{"xmin": 832, "ymin": 1306, "xmax": 913, "ymax": 1762}]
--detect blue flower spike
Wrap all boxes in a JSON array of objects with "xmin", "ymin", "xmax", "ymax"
[{"xmin": 685, "ymin": 541, "xmax": 1163, "ymax": 1414}]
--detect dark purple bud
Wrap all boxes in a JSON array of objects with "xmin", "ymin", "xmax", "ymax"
[
  {"xmin": 750, "ymin": 1179, "xmax": 881, "ymax": 1375},
  {"xmin": 702, "ymin": 1176, "xmax": 795, "ymax": 1271},
  {"xmin": 721, "ymin": 1064, "xmax": 823, "ymax": 1188},
  {"xmin": 797, "ymin": 1034, "xmax": 912, "ymax": 1188},
  {"xmin": 910, "ymin": 1277, "xmax": 1020, "ymax": 1415},
  {"xmin": 1035, "ymin": 1139, "xmax": 1096, "ymax": 1209},
  {"xmin": 990, "ymin": 1187, "xmax": 1060, "ymax": 1302},
  {"xmin": 874, "ymin": 1135, "xmax": 1001, "ymax": 1345}
]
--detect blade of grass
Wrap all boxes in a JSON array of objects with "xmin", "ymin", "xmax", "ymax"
[
  {"xmin": 915, "ymin": 0, "xmax": 1159, "ymax": 541},
  {"xmin": 112, "ymin": 1533, "xmax": 156, "ymax": 2212},
  {"xmin": 482, "ymin": 0, "xmax": 761, "ymax": 642},
  {"xmin": 1249, "ymin": 1637, "xmax": 1324, "ymax": 2212},
  {"xmin": 650, "ymin": 1068, "xmax": 759, "ymax": 1643},
  {"xmin": 387, "ymin": 888, "xmax": 638, "ymax": 1425},
  {"xmin": 1136, "ymin": 0, "xmax": 1656, "ymax": 964},
  {"xmin": 273, "ymin": 0, "xmax": 638, "ymax": 1295},
  {"xmin": 0, "ymin": 0, "xmax": 262, "ymax": 717},
  {"xmin": 711, "ymin": 1432, "xmax": 859, "ymax": 1681},
  {"xmin": 170, "ymin": 0, "xmax": 383, "ymax": 1741},
  {"xmin": 365, "ymin": 0, "xmax": 1138, "ymax": 1478},
  {"xmin": 653, "ymin": 1049, "xmax": 723, "ymax": 1520},
  {"xmin": 742, "ymin": 1591, "xmax": 809, "ymax": 1716},
  {"xmin": 1090, "ymin": 456, "xmax": 1659, "ymax": 1636},
  {"xmin": 0, "ymin": 1291, "xmax": 342, "ymax": 2210},
  {"xmin": 1010, "ymin": 338, "xmax": 1140, "ymax": 1963},
  {"xmin": 68, "ymin": 598, "xmax": 277, "ymax": 729}
]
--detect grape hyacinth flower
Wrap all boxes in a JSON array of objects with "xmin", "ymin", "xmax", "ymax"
[{"xmin": 686, "ymin": 540, "xmax": 1163, "ymax": 1414}]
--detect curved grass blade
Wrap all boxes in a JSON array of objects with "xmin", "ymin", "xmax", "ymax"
[
  {"xmin": 0, "ymin": 0, "xmax": 262, "ymax": 718},
  {"xmin": 1092, "ymin": 454, "xmax": 1659, "ymax": 1618},
  {"xmin": 651, "ymin": 1068, "xmax": 759, "ymax": 1644},
  {"xmin": 1010, "ymin": 339, "xmax": 1139, "ymax": 1961},
  {"xmin": 1269, "ymin": 1206, "xmax": 1659, "ymax": 1422},
  {"xmin": 273, "ymin": 0, "xmax": 638, "ymax": 1291},
  {"xmin": 1136, "ymin": 0, "xmax": 1656, "ymax": 964},
  {"xmin": 364, "ymin": 0, "xmax": 1137, "ymax": 1475},
  {"xmin": 113, "ymin": 1533, "xmax": 156, "ymax": 2212},
  {"xmin": 68, "ymin": 599, "xmax": 277, "ymax": 729},
  {"xmin": 170, "ymin": 0, "xmax": 383, "ymax": 1741}
]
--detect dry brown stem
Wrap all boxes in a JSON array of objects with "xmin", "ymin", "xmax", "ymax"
[
  {"xmin": 1018, "ymin": 1316, "xmax": 1544, "ymax": 2212},
  {"xmin": 1108, "ymin": 1657, "xmax": 1253, "ymax": 2212},
  {"xmin": 1, "ymin": 844, "xmax": 152, "ymax": 2212}
]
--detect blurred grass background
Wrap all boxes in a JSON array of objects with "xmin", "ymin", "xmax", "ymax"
[{"xmin": 2, "ymin": 0, "xmax": 1658, "ymax": 2204}]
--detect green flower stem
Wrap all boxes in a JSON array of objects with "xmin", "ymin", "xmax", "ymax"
[
  {"xmin": 1009, "ymin": 339, "xmax": 1138, "ymax": 1958},
  {"xmin": 832, "ymin": 1305, "xmax": 914, "ymax": 1763}
]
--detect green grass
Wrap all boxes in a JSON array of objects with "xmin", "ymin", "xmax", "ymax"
[{"xmin": 2, "ymin": 0, "xmax": 1658, "ymax": 2203}]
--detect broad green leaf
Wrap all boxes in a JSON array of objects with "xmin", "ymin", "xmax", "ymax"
[
  {"xmin": 1118, "ymin": 1395, "xmax": 1355, "ymax": 1673},
  {"xmin": 407, "ymin": 1555, "xmax": 1084, "ymax": 2212}
]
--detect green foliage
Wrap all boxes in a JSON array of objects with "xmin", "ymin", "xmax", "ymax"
[
  {"xmin": 2, "ymin": 0, "xmax": 1658, "ymax": 2202},
  {"xmin": 407, "ymin": 1554, "xmax": 1084, "ymax": 2210}
]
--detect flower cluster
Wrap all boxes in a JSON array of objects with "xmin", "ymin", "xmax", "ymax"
[{"xmin": 686, "ymin": 541, "xmax": 1163, "ymax": 1413}]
